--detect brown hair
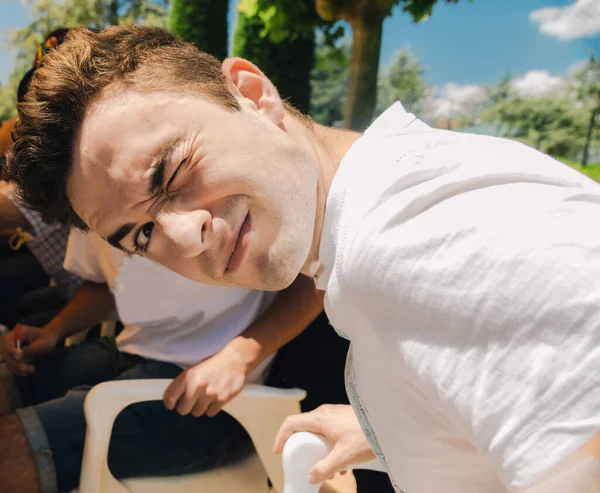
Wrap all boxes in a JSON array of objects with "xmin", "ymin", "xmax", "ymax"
[{"xmin": 7, "ymin": 25, "xmax": 241, "ymax": 229}]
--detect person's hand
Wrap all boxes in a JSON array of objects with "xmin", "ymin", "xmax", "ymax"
[
  {"xmin": 0, "ymin": 324, "xmax": 59, "ymax": 376},
  {"xmin": 273, "ymin": 404, "xmax": 376, "ymax": 484},
  {"xmin": 163, "ymin": 345, "xmax": 249, "ymax": 417}
]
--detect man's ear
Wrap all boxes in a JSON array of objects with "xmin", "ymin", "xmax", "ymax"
[{"xmin": 222, "ymin": 57, "xmax": 284, "ymax": 125}]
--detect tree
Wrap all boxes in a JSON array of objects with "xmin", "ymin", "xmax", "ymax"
[
  {"xmin": 315, "ymin": 0, "xmax": 465, "ymax": 131},
  {"xmin": 310, "ymin": 37, "xmax": 351, "ymax": 125},
  {"xmin": 168, "ymin": 0, "xmax": 228, "ymax": 59},
  {"xmin": 233, "ymin": 0, "xmax": 323, "ymax": 114},
  {"xmin": 376, "ymin": 49, "xmax": 427, "ymax": 116},
  {"xmin": 487, "ymin": 72, "xmax": 512, "ymax": 105},
  {"xmin": 573, "ymin": 54, "xmax": 600, "ymax": 166},
  {"xmin": 484, "ymin": 97, "xmax": 588, "ymax": 159},
  {"xmin": 0, "ymin": 0, "xmax": 168, "ymax": 119}
]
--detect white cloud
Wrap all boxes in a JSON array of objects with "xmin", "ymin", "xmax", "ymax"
[
  {"xmin": 510, "ymin": 70, "xmax": 569, "ymax": 98},
  {"xmin": 421, "ymin": 69, "xmax": 573, "ymax": 123},
  {"xmin": 424, "ymin": 83, "xmax": 487, "ymax": 120},
  {"xmin": 530, "ymin": 0, "xmax": 600, "ymax": 41}
]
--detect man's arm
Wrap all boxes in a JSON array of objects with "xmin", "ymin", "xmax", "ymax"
[
  {"xmin": 226, "ymin": 274, "xmax": 324, "ymax": 376},
  {"xmin": 40, "ymin": 280, "xmax": 115, "ymax": 343},
  {"xmin": 0, "ymin": 280, "xmax": 116, "ymax": 375},
  {"xmin": 163, "ymin": 274, "xmax": 324, "ymax": 417}
]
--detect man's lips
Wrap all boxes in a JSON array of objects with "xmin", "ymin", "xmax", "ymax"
[{"xmin": 226, "ymin": 211, "xmax": 250, "ymax": 273}]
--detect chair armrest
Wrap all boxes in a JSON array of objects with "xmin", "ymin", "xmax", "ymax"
[
  {"xmin": 80, "ymin": 379, "xmax": 306, "ymax": 493},
  {"xmin": 281, "ymin": 432, "xmax": 386, "ymax": 493}
]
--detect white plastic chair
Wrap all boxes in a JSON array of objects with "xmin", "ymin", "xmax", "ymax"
[
  {"xmin": 77, "ymin": 380, "xmax": 306, "ymax": 493},
  {"xmin": 77, "ymin": 379, "xmax": 386, "ymax": 493}
]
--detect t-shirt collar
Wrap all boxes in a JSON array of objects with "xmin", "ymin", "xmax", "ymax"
[{"xmin": 313, "ymin": 102, "xmax": 416, "ymax": 290}]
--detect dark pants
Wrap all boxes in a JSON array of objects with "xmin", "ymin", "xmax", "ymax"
[
  {"xmin": 267, "ymin": 311, "xmax": 396, "ymax": 493},
  {"xmin": 7, "ymin": 337, "xmax": 250, "ymax": 493}
]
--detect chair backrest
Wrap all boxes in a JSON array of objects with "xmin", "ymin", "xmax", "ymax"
[{"xmin": 79, "ymin": 380, "xmax": 306, "ymax": 493}]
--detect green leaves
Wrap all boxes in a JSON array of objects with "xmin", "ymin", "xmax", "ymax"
[
  {"xmin": 377, "ymin": 49, "xmax": 427, "ymax": 115},
  {"xmin": 310, "ymin": 38, "xmax": 351, "ymax": 125},
  {"xmin": 239, "ymin": 0, "xmax": 323, "ymax": 43},
  {"xmin": 402, "ymin": 0, "xmax": 465, "ymax": 23},
  {"xmin": 485, "ymin": 97, "xmax": 588, "ymax": 158},
  {"xmin": 168, "ymin": 0, "xmax": 228, "ymax": 59},
  {"xmin": 0, "ymin": 0, "xmax": 168, "ymax": 117}
]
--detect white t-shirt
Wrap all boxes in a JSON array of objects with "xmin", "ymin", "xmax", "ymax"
[
  {"xmin": 316, "ymin": 103, "xmax": 600, "ymax": 492},
  {"xmin": 64, "ymin": 231, "xmax": 275, "ymax": 378}
]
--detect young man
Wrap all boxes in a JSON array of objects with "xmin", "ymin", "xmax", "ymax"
[
  {"xmin": 9, "ymin": 26, "xmax": 600, "ymax": 493},
  {"xmin": 0, "ymin": 228, "xmax": 321, "ymax": 493}
]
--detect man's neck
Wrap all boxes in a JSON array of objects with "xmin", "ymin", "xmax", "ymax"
[{"xmin": 281, "ymin": 113, "xmax": 362, "ymax": 278}]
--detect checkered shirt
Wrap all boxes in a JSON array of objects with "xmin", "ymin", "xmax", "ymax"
[{"xmin": 13, "ymin": 200, "xmax": 82, "ymax": 300}]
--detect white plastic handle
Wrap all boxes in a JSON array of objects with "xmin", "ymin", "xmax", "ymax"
[{"xmin": 281, "ymin": 432, "xmax": 386, "ymax": 493}]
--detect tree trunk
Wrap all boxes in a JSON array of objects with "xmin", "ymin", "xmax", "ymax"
[
  {"xmin": 582, "ymin": 107, "xmax": 599, "ymax": 166},
  {"xmin": 108, "ymin": 0, "xmax": 119, "ymax": 26},
  {"xmin": 345, "ymin": 12, "xmax": 384, "ymax": 131}
]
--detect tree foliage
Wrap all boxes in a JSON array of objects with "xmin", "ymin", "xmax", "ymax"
[
  {"xmin": 486, "ymin": 72, "xmax": 512, "ymax": 106},
  {"xmin": 234, "ymin": 0, "xmax": 322, "ymax": 114},
  {"xmin": 573, "ymin": 54, "xmax": 600, "ymax": 165},
  {"xmin": 485, "ymin": 97, "xmax": 588, "ymax": 159},
  {"xmin": 168, "ymin": 0, "xmax": 228, "ymax": 59},
  {"xmin": 310, "ymin": 37, "xmax": 351, "ymax": 126},
  {"xmin": 0, "ymin": 0, "xmax": 168, "ymax": 119},
  {"xmin": 376, "ymin": 49, "xmax": 427, "ymax": 115}
]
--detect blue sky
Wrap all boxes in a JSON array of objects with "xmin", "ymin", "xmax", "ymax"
[{"xmin": 1, "ymin": 0, "xmax": 598, "ymax": 93}]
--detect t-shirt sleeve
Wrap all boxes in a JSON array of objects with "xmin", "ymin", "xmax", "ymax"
[{"xmin": 63, "ymin": 231, "xmax": 107, "ymax": 284}]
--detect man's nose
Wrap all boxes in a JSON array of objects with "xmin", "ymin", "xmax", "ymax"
[{"xmin": 155, "ymin": 209, "xmax": 211, "ymax": 258}]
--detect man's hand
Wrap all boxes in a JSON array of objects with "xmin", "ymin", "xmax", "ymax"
[
  {"xmin": 163, "ymin": 345, "xmax": 249, "ymax": 418},
  {"xmin": 273, "ymin": 404, "xmax": 376, "ymax": 484},
  {"xmin": 0, "ymin": 325, "xmax": 59, "ymax": 376}
]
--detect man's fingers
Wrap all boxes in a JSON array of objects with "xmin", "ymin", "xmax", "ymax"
[
  {"xmin": 273, "ymin": 413, "xmax": 325, "ymax": 454},
  {"xmin": 6, "ymin": 358, "xmax": 34, "ymax": 376},
  {"xmin": 205, "ymin": 399, "xmax": 224, "ymax": 418},
  {"xmin": 308, "ymin": 447, "xmax": 352, "ymax": 485},
  {"xmin": 5, "ymin": 358, "xmax": 20, "ymax": 375},
  {"xmin": 190, "ymin": 397, "xmax": 211, "ymax": 418},
  {"xmin": 176, "ymin": 386, "xmax": 204, "ymax": 416},
  {"xmin": 163, "ymin": 377, "xmax": 185, "ymax": 410}
]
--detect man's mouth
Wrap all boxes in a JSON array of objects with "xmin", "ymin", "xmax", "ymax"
[{"xmin": 226, "ymin": 211, "xmax": 251, "ymax": 274}]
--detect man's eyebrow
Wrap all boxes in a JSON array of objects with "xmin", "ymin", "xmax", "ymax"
[
  {"xmin": 148, "ymin": 136, "xmax": 183, "ymax": 196},
  {"xmin": 107, "ymin": 222, "xmax": 136, "ymax": 251}
]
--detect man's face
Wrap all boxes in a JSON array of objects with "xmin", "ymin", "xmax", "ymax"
[{"xmin": 67, "ymin": 83, "xmax": 318, "ymax": 290}]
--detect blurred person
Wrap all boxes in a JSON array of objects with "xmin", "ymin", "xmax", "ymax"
[
  {"xmin": 0, "ymin": 228, "xmax": 323, "ymax": 493},
  {"xmin": 0, "ymin": 28, "xmax": 80, "ymax": 327},
  {"xmin": 8, "ymin": 26, "xmax": 600, "ymax": 493}
]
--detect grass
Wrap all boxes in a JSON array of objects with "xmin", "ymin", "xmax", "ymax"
[{"xmin": 557, "ymin": 158, "xmax": 600, "ymax": 183}]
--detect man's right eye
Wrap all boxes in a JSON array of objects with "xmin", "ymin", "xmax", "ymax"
[{"xmin": 134, "ymin": 223, "xmax": 154, "ymax": 254}]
